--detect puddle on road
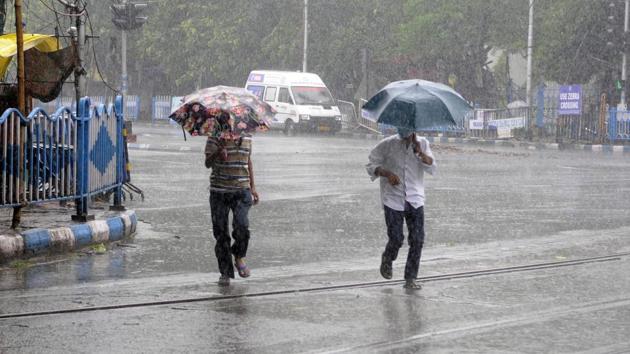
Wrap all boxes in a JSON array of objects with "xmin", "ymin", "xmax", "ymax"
[{"xmin": 0, "ymin": 221, "xmax": 172, "ymax": 291}]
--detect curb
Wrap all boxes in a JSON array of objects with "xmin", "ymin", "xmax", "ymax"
[
  {"xmin": 335, "ymin": 132, "xmax": 385, "ymax": 140},
  {"xmin": 0, "ymin": 210, "xmax": 137, "ymax": 262},
  {"xmin": 128, "ymin": 143, "xmax": 201, "ymax": 153},
  {"xmin": 128, "ymin": 135, "xmax": 630, "ymax": 155},
  {"xmin": 424, "ymin": 137, "xmax": 630, "ymax": 153}
]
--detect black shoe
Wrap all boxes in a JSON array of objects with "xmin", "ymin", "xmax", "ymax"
[
  {"xmin": 218, "ymin": 275, "xmax": 230, "ymax": 286},
  {"xmin": 380, "ymin": 255, "xmax": 392, "ymax": 279},
  {"xmin": 404, "ymin": 280, "xmax": 422, "ymax": 290}
]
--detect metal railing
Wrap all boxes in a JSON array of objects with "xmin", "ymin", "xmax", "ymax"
[
  {"xmin": 467, "ymin": 107, "xmax": 528, "ymax": 139},
  {"xmin": 35, "ymin": 95, "xmax": 140, "ymax": 121},
  {"xmin": 151, "ymin": 95, "xmax": 172, "ymax": 123},
  {"xmin": 0, "ymin": 96, "xmax": 127, "ymax": 218},
  {"xmin": 356, "ymin": 98, "xmax": 384, "ymax": 134},
  {"xmin": 0, "ymin": 106, "xmax": 77, "ymax": 206},
  {"xmin": 608, "ymin": 109, "xmax": 630, "ymax": 143},
  {"xmin": 336, "ymin": 99, "xmax": 357, "ymax": 131},
  {"xmin": 87, "ymin": 102, "xmax": 121, "ymax": 194}
]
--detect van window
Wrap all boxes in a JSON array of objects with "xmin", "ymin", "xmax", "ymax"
[
  {"xmin": 291, "ymin": 86, "xmax": 335, "ymax": 105},
  {"xmin": 264, "ymin": 86, "xmax": 277, "ymax": 102},
  {"xmin": 278, "ymin": 87, "xmax": 293, "ymax": 104},
  {"xmin": 246, "ymin": 85, "xmax": 265, "ymax": 100}
]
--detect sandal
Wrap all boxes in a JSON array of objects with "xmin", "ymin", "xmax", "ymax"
[
  {"xmin": 234, "ymin": 257, "xmax": 251, "ymax": 278},
  {"xmin": 404, "ymin": 280, "xmax": 422, "ymax": 290},
  {"xmin": 380, "ymin": 255, "xmax": 392, "ymax": 280},
  {"xmin": 218, "ymin": 275, "xmax": 230, "ymax": 286}
]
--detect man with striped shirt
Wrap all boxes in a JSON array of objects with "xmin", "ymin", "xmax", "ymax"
[{"xmin": 205, "ymin": 134, "xmax": 259, "ymax": 286}]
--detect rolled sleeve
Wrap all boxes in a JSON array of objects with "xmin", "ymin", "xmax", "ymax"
[
  {"xmin": 366, "ymin": 141, "xmax": 385, "ymax": 181},
  {"xmin": 418, "ymin": 139, "xmax": 436, "ymax": 175}
]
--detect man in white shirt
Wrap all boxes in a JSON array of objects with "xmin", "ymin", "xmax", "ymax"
[{"xmin": 366, "ymin": 127, "xmax": 436, "ymax": 290}]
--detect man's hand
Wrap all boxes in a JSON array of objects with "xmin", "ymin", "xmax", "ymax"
[
  {"xmin": 412, "ymin": 137, "xmax": 422, "ymax": 155},
  {"xmin": 251, "ymin": 189, "xmax": 260, "ymax": 205},
  {"xmin": 412, "ymin": 138, "xmax": 433, "ymax": 165},
  {"xmin": 386, "ymin": 173, "xmax": 401, "ymax": 186},
  {"xmin": 376, "ymin": 167, "xmax": 400, "ymax": 186}
]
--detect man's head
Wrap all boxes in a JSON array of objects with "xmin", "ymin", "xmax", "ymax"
[{"xmin": 397, "ymin": 127, "xmax": 414, "ymax": 139}]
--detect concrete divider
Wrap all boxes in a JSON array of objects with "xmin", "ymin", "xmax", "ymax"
[{"xmin": 0, "ymin": 211, "xmax": 137, "ymax": 262}]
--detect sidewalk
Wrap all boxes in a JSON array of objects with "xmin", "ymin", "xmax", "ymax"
[{"xmin": 0, "ymin": 202, "xmax": 137, "ymax": 263}]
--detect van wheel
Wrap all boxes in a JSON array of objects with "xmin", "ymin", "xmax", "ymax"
[{"xmin": 284, "ymin": 120, "xmax": 295, "ymax": 136}]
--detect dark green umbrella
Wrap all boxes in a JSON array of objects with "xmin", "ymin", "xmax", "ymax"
[{"xmin": 361, "ymin": 80, "xmax": 472, "ymax": 130}]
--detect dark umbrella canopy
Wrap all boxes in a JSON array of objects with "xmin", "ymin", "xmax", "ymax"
[
  {"xmin": 169, "ymin": 86, "xmax": 274, "ymax": 139},
  {"xmin": 361, "ymin": 80, "xmax": 472, "ymax": 130}
]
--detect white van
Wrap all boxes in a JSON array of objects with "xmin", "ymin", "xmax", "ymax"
[{"xmin": 245, "ymin": 70, "xmax": 342, "ymax": 134}]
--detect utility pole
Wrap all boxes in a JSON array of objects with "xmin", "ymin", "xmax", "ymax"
[
  {"xmin": 11, "ymin": 0, "xmax": 25, "ymax": 229},
  {"xmin": 111, "ymin": 0, "xmax": 148, "ymax": 114},
  {"xmin": 74, "ymin": 3, "xmax": 86, "ymax": 112},
  {"xmin": 121, "ymin": 17, "xmax": 127, "ymax": 103},
  {"xmin": 63, "ymin": 0, "xmax": 89, "ymax": 221},
  {"xmin": 302, "ymin": 0, "xmax": 308, "ymax": 72},
  {"xmin": 14, "ymin": 0, "xmax": 24, "ymax": 113},
  {"xmin": 114, "ymin": 0, "xmax": 129, "ymax": 117},
  {"xmin": 526, "ymin": 0, "xmax": 533, "ymax": 107},
  {"xmin": 619, "ymin": 0, "xmax": 629, "ymax": 110}
]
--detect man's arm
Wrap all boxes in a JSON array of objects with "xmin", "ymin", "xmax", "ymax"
[
  {"xmin": 248, "ymin": 157, "xmax": 259, "ymax": 205},
  {"xmin": 416, "ymin": 148, "xmax": 433, "ymax": 166},
  {"xmin": 374, "ymin": 167, "xmax": 401, "ymax": 186},
  {"xmin": 366, "ymin": 140, "xmax": 400, "ymax": 186},
  {"xmin": 204, "ymin": 138, "xmax": 220, "ymax": 168},
  {"xmin": 413, "ymin": 137, "xmax": 436, "ymax": 175}
]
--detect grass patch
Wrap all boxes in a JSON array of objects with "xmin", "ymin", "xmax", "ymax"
[
  {"xmin": 89, "ymin": 243, "xmax": 107, "ymax": 254},
  {"xmin": 9, "ymin": 260, "xmax": 32, "ymax": 269}
]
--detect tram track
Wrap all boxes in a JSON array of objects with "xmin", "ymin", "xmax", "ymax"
[{"xmin": 1, "ymin": 252, "xmax": 628, "ymax": 320}]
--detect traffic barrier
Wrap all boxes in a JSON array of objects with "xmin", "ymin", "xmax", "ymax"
[
  {"xmin": 152, "ymin": 95, "xmax": 172, "ymax": 123},
  {"xmin": 608, "ymin": 109, "xmax": 630, "ymax": 143},
  {"xmin": 0, "ymin": 96, "xmax": 127, "ymax": 217}
]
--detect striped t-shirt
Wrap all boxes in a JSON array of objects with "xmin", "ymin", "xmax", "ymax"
[{"xmin": 206, "ymin": 136, "xmax": 252, "ymax": 192}]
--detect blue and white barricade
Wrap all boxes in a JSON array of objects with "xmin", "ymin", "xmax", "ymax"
[
  {"xmin": 152, "ymin": 95, "xmax": 172, "ymax": 123},
  {"xmin": 608, "ymin": 109, "xmax": 630, "ymax": 143},
  {"xmin": 125, "ymin": 95, "xmax": 141, "ymax": 121},
  {"xmin": 0, "ymin": 96, "xmax": 127, "ymax": 220}
]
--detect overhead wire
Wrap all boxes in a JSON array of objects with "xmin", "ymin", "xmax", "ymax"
[
  {"xmin": 38, "ymin": 0, "xmax": 84, "ymax": 17},
  {"xmin": 84, "ymin": 4, "xmax": 120, "ymax": 95},
  {"xmin": 24, "ymin": 0, "xmax": 59, "ymax": 33}
]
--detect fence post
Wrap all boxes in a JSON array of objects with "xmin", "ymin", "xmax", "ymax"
[
  {"xmin": 110, "ymin": 95, "xmax": 126, "ymax": 211},
  {"xmin": 536, "ymin": 85, "xmax": 544, "ymax": 129},
  {"xmin": 151, "ymin": 96, "xmax": 155, "ymax": 124},
  {"xmin": 608, "ymin": 108, "xmax": 617, "ymax": 144},
  {"xmin": 72, "ymin": 97, "xmax": 94, "ymax": 222}
]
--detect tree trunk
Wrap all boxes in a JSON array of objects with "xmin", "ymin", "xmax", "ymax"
[{"xmin": 0, "ymin": 0, "xmax": 6, "ymax": 35}]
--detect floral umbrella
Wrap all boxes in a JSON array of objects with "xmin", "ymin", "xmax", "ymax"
[{"xmin": 169, "ymin": 86, "xmax": 274, "ymax": 139}]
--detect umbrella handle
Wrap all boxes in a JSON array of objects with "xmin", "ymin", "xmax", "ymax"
[{"xmin": 181, "ymin": 125, "xmax": 187, "ymax": 141}]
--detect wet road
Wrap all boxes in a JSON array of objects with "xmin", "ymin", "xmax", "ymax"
[{"xmin": 1, "ymin": 124, "xmax": 630, "ymax": 352}]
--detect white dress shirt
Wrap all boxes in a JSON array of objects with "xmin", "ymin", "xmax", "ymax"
[{"xmin": 366, "ymin": 135, "xmax": 436, "ymax": 211}]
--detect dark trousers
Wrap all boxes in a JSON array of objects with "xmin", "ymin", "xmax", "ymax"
[
  {"xmin": 383, "ymin": 203, "xmax": 425, "ymax": 280},
  {"xmin": 210, "ymin": 190, "xmax": 252, "ymax": 278}
]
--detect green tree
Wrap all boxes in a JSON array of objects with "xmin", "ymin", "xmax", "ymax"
[
  {"xmin": 397, "ymin": 0, "xmax": 528, "ymax": 105},
  {"xmin": 534, "ymin": 0, "xmax": 618, "ymax": 86}
]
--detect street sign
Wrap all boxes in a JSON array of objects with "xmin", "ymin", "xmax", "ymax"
[
  {"xmin": 469, "ymin": 110, "xmax": 484, "ymax": 130},
  {"xmin": 558, "ymin": 85, "xmax": 581, "ymax": 115}
]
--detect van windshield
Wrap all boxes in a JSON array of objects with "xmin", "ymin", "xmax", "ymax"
[
  {"xmin": 291, "ymin": 86, "xmax": 335, "ymax": 105},
  {"xmin": 246, "ymin": 85, "xmax": 265, "ymax": 100}
]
